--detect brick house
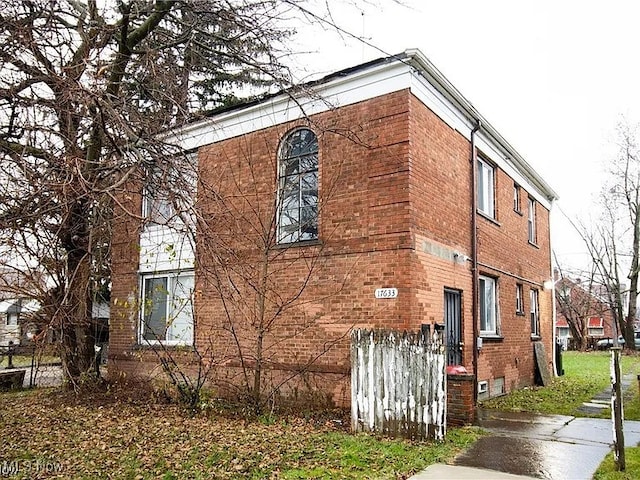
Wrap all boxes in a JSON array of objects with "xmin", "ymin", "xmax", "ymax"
[
  {"xmin": 555, "ymin": 275, "xmax": 617, "ymax": 349},
  {"xmin": 110, "ymin": 49, "xmax": 557, "ymax": 413}
]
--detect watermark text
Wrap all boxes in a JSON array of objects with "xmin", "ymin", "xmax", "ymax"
[{"xmin": 1, "ymin": 459, "xmax": 63, "ymax": 477}]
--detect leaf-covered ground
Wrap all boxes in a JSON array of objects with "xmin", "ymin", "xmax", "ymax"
[{"xmin": 0, "ymin": 387, "xmax": 481, "ymax": 479}]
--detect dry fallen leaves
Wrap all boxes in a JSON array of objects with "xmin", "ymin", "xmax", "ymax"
[{"xmin": 0, "ymin": 387, "xmax": 353, "ymax": 479}]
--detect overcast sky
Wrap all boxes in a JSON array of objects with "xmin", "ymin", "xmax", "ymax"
[{"xmin": 288, "ymin": 0, "xmax": 640, "ymax": 272}]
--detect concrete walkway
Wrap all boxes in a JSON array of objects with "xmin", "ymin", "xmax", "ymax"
[
  {"xmin": 412, "ymin": 375, "xmax": 640, "ymax": 479},
  {"xmin": 414, "ymin": 411, "xmax": 640, "ymax": 479}
]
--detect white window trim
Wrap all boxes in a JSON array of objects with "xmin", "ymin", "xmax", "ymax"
[
  {"xmin": 528, "ymin": 197, "xmax": 537, "ymax": 244},
  {"xmin": 588, "ymin": 327, "xmax": 604, "ymax": 337},
  {"xmin": 530, "ymin": 288, "xmax": 540, "ymax": 338},
  {"xmin": 139, "ymin": 270, "xmax": 195, "ymax": 346},
  {"xmin": 477, "ymin": 157, "xmax": 495, "ymax": 218},
  {"xmin": 516, "ymin": 283, "xmax": 524, "ymax": 314},
  {"xmin": 479, "ymin": 275, "xmax": 499, "ymax": 336}
]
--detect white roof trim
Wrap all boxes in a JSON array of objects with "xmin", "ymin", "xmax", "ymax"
[
  {"xmin": 164, "ymin": 49, "xmax": 557, "ymax": 208},
  {"xmin": 0, "ymin": 300, "xmax": 16, "ymax": 314}
]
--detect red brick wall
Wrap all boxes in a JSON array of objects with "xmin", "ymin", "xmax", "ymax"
[
  {"xmin": 109, "ymin": 88, "xmax": 554, "ymax": 409},
  {"xmin": 192, "ymin": 91, "xmax": 416, "ymax": 405},
  {"xmin": 407, "ymin": 95, "xmax": 475, "ymax": 368},
  {"xmin": 406, "ymin": 95, "xmax": 554, "ymax": 396},
  {"xmin": 474, "ymin": 157, "xmax": 554, "ymax": 393},
  {"xmin": 109, "ymin": 182, "xmax": 143, "ymax": 361},
  {"xmin": 447, "ymin": 373, "xmax": 476, "ymax": 425}
]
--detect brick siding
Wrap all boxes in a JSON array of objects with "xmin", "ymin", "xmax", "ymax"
[{"xmin": 109, "ymin": 88, "xmax": 554, "ymax": 413}]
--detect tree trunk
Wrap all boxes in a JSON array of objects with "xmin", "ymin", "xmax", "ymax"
[
  {"xmin": 626, "ymin": 206, "xmax": 640, "ymax": 350},
  {"xmin": 60, "ymin": 202, "xmax": 96, "ymax": 386}
]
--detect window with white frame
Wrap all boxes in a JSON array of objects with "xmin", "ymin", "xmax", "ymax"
[
  {"xmin": 528, "ymin": 197, "xmax": 537, "ymax": 244},
  {"xmin": 144, "ymin": 162, "xmax": 174, "ymax": 225},
  {"xmin": 516, "ymin": 283, "xmax": 524, "ymax": 314},
  {"xmin": 143, "ymin": 154, "xmax": 196, "ymax": 226},
  {"xmin": 477, "ymin": 157, "xmax": 495, "ymax": 218},
  {"xmin": 530, "ymin": 288, "xmax": 540, "ymax": 337},
  {"xmin": 588, "ymin": 327, "xmax": 604, "ymax": 337},
  {"xmin": 140, "ymin": 271, "xmax": 194, "ymax": 345},
  {"xmin": 479, "ymin": 275, "xmax": 498, "ymax": 335},
  {"xmin": 514, "ymin": 183, "xmax": 521, "ymax": 213},
  {"xmin": 277, "ymin": 128, "xmax": 319, "ymax": 243},
  {"xmin": 6, "ymin": 312, "xmax": 18, "ymax": 326}
]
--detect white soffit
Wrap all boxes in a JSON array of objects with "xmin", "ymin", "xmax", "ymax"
[
  {"xmin": 169, "ymin": 61, "xmax": 412, "ymax": 151},
  {"xmin": 405, "ymin": 50, "xmax": 557, "ymax": 209},
  {"xmin": 166, "ymin": 49, "xmax": 556, "ymax": 208}
]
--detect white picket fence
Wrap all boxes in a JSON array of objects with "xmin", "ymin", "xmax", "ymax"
[{"xmin": 350, "ymin": 328, "xmax": 446, "ymax": 440}]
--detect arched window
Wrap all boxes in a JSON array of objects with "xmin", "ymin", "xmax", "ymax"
[{"xmin": 277, "ymin": 128, "xmax": 318, "ymax": 243}]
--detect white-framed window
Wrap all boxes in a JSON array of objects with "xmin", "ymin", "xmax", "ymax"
[
  {"xmin": 479, "ymin": 275, "xmax": 498, "ymax": 335},
  {"xmin": 530, "ymin": 288, "xmax": 540, "ymax": 337},
  {"xmin": 277, "ymin": 128, "xmax": 319, "ymax": 243},
  {"xmin": 6, "ymin": 312, "xmax": 18, "ymax": 326},
  {"xmin": 144, "ymin": 163, "xmax": 174, "ymax": 225},
  {"xmin": 588, "ymin": 327, "xmax": 604, "ymax": 337},
  {"xmin": 143, "ymin": 154, "xmax": 196, "ymax": 226},
  {"xmin": 513, "ymin": 183, "xmax": 521, "ymax": 213},
  {"xmin": 477, "ymin": 157, "xmax": 495, "ymax": 218},
  {"xmin": 516, "ymin": 283, "xmax": 524, "ymax": 314},
  {"xmin": 557, "ymin": 326, "xmax": 570, "ymax": 338},
  {"xmin": 140, "ymin": 271, "xmax": 194, "ymax": 345},
  {"xmin": 528, "ymin": 197, "xmax": 537, "ymax": 244}
]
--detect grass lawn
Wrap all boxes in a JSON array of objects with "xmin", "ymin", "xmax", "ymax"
[
  {"xmin": 0, "ymin": 354, "xmax": 61, "ymax": 368},
  {"xmin": 482, "ymin": 350, "xmax": 640, "ymax": 418},
  {"xmin": 0, "ymin": 387, "xmax": 482, "ymax": 479},
  {"xmin": 481, "ymin": 350, "xmax": 640, "ymax": 480}
]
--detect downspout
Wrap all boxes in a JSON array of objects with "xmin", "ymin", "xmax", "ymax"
[{"xmin": 470, "ymin": 120, "xmax": 481, "ymax": 403}]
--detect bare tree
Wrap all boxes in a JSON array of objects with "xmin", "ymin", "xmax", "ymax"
[
  {"xmin": 128, "ymin": 117, "xmax": 367, "ymax": 411},
  {"xmin": 192, "ymin": 129, "xmax": 361, "ymax": 412},
  {"xmin": 554, "ymin": 263, "xmax": 613, "ymax": 350},
  {"xmin": 572, "ymin": 121, "xmax": 640, "ymax": 350},
  {"xmin": 0, "ymin": 0, "xmax": 322, "ymax": 389}
]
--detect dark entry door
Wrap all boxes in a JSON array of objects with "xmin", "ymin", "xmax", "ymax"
[{"xmin": 444, "ymin": 288, "xmax": 462, "ymax": 366}]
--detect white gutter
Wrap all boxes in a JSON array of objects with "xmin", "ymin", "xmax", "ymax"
[{"xmin": 404, "ymin": 49, "xmax": 558, "ymax": 203}]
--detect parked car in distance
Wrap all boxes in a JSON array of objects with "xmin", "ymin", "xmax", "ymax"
[{"xmin": 596, "ymin": 332, "xmax": 640, "ymax": 350}]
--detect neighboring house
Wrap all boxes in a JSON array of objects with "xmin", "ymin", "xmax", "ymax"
[
  {"xmin": 555, "ymin": 275, "xmax": 617, "ymax": 349},
  {"xmin": 556, "ymin": 316, "xmax": 613, "ymax": 349},
  {"xmin": 0, "ymin": 267, "xmax": 110, "ymax": 350},
  {"xmin": 0, "ymin": 295, "xmax": 43, "ymax": 347},
  {"xmin": 0, "ymin": 268, "xmax": 42, "ymax": 346},
  {"xmin": 0, "ymin": 299, "xmax": 21, "ymax": 345},
  {"xmin": 110, "ymin": 49, "xmax": 557, "ymax": 409}
]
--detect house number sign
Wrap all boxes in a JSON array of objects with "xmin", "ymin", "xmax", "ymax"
[{"xmin": 375, "ymin": 288, "xmax": 398, "ymax": 299}]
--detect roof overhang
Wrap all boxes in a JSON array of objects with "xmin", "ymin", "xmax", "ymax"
[
  {"xmin": 0, "ymin": 300, "xmax": 18, "ymax": 314},
  {"xmin": 162, "ymin": 49, "xmax": 557, "ymax": 209}
]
